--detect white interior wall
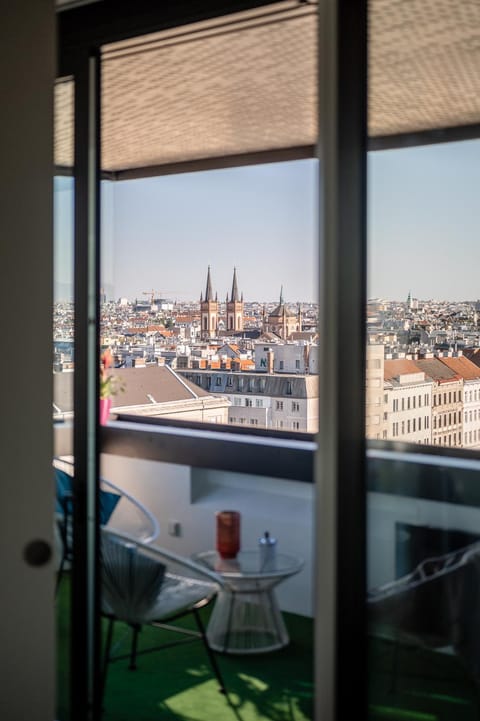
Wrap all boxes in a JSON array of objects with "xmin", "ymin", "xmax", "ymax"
[{"xmin": 0, "ymin": 3, "xmax": 55, "ymax": 719}]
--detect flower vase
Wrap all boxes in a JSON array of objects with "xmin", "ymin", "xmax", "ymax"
[{"xmin": 99, "ymin": 397, "xmax": 112, "ymax": 425}]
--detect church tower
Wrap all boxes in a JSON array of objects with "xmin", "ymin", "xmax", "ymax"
[
  {"xmin": 226, "ymin": 267, "xmax": 244, "ymax": 332},
  {"xmin": 200, "ymin": 266, "xmax": 219, "ymax": 340}
]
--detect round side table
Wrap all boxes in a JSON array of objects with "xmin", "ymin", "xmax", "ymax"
[{"xmin": 193, "ymin": 549, "xmax": 304, "ymax": 654}]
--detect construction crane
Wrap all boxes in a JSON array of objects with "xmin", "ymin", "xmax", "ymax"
[
  {"xmin": 142, "ymin": 290, "xmax": 160, "ymax": 305},
  {"xmin": 142, "ymin": 289, "xmax": 183, "ymax": 304}
]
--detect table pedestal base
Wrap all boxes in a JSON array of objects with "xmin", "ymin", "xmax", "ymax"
[{"xmin": 207, "ymin": 587, "xmax": 289, "ymax": 654}]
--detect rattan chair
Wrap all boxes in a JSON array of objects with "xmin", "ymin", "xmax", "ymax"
[
  {"xmin": 100, "ymin": 528, "xmax": 228, "ymax": 699},
  {"xmin": 54, "ymin": 457, "xmax": 159, "ymax": 592}
]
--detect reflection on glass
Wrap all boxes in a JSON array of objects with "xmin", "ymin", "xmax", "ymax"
[
  {"xmin": 54, "ymin": 175, "xmax": 74, "ymax": 720},
  {"xmin": 367, "ymin": 454, "xmax": 480, "ymax": 719},
  {"xmin": 54, "ymin": 77, "xmax": 74, "ymax": 721},
  {"xmin": 367, "ymin": 1, "xmax": 480, "ymax": 717},
  {"xmin": 367, "ymin": 140, "xmax": 480, "ymax": 449}
]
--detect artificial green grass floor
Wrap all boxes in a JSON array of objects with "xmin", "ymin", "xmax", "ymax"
[
  {"xmin": 56, "ymin": 576, "xmax": 313, "ymax": 721},
  {"xmin": 57, "ymin": 576, "xmax": 480, "ymax": 721},
  {"xmin": 368, "ymin": 635, "xmax": 480, "ymax": 721}
]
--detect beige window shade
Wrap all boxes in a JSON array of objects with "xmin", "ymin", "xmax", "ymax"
[{"xmin": 54, "ymin": 0, "xmax": 480, "ymax": 174}]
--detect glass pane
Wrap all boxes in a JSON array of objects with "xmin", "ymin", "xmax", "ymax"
[
  {"xmin": 97, "ymin": 3, "xmax": 317, "ymax": 717},
  {"xmin": 367, "ymin": 2, "xmax": 480, "ymax": 718},
  {"xmin": 99, "ymin": 452, "xmax": 314, "ymax": 719},
  {"xmin": 99, "ymin": 2, "xmax": 318, "ymax": 435},
  {"xmin": 54, "ymin": 77, "xmax": 74, "ymax": 721}
]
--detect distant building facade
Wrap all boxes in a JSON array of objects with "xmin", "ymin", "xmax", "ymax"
[
  {"xmin": 384, "ymin": 359, "xmax": 433, "ymax": 444},
  {"xmin": 178, "ymin": 369, "xmax": 318, "ymax": 432}
]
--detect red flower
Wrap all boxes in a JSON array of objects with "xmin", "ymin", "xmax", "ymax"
[{"xmin": 101, "ymin": 348, "xmax": 113, "ymax": 370}]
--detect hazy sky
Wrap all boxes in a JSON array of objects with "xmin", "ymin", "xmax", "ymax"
[
  {"xmin": 104, "ymin": 160, "xmax": 318, "ymax": 303},
  {"xmin": 55, "ymin": 138, "xmax": 480, "ymax": 303},
  {"xmin": 368, "ymin": 139, "xmax": 480, "ymax": 302}
]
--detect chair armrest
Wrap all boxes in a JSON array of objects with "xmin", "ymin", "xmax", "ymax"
[{"xmin": 102, "ymin": 528, "xmax": 226, "ymax": 588}]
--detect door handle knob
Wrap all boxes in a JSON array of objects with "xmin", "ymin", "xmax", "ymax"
[{"xmin": 23, "ymin": 540, "xmax": 52, "ymax": 567}]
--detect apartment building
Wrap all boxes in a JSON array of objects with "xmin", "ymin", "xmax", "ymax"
[
  {"xmin": 384, "ymin": 359, "xmax": 433, "ymax": 444},
  {"xmin": 366, "ymin": 344, "xmax": 386, "ymax": 440},
  {"xmin": 254, "ymin": 342, "xmax": 317, "ymax": 374},
  {"xmin": 439, "ymin": 355, "xmax": 480, "ymax": 449},
  {"xmin": 414, "ymin": 358, "xmax": 463, "ymax": 448},
  {"xmin": 178, "ymin": 369, "xmax": 319, "ymax": 432}
]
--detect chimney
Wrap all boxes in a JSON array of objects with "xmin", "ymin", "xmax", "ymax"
[{"xmin": 267, "ymin": 350, "xmax": 274, "ymax": 374}]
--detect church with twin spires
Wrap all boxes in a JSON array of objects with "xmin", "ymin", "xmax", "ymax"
[
  {"xmin": 200, "ymin": 267, "xmax": 302, "ymax": 341},
  {"xmin": 200, "ymin": 266, "xmax": 244, "ymax": 340}
]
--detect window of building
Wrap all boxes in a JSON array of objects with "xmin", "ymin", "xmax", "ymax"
[
  {"xmin": 256, "ymin": 399, "xmax": 263, "ymax": 408},
  {"xmin": 276, "ymin": 401, "xmax": 284, "ymax": 411}
]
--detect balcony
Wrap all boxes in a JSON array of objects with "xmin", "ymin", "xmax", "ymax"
[
  {"xmin": 55, "ymin": 421, "xmax": 480, "ymax": 720},
  {"xmin": 57, "ymin": 575, "xmax": 313, "ymax": 721}
]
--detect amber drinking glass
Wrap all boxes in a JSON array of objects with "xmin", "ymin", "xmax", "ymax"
[{"xmin": 216, "ymin": 510, "xmax": 241, "ymax": 559}]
